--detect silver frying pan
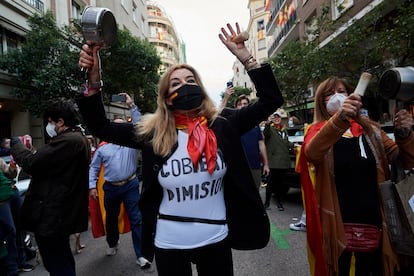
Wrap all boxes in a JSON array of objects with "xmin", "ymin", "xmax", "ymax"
[{"xmin": 81, "ymin": 6, "xmax": 117, "ymax": 49}]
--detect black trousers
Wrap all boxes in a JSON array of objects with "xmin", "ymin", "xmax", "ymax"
[
  {"xmin": 265, "ymin": 168, "xmax": 288, "ymax": 204},
  {"xmin": 35, "ymin": 234, "xmax": 75, "ymax": 276},
  {"xmin": 155, "ymin": 238, "xmax": 233, "ymax": 276}
]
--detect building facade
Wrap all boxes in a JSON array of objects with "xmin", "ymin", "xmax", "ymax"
[
  {"xmin": 238, "ymin": 0, "xmax": 393, "ymax": 123},
  {"xmin": 146, "ymin": 1, "xmax": 183, "ymax": 74},
  {"xmin": 231, "ymin": 0, "xmax": 270, "ymax": 100},
  {"xmin": 0, "ymin": 0, "xmax": 151, "ymax": 146}
]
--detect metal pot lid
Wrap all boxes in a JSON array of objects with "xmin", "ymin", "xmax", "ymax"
[
  {"xmin": 81, "ymin": 6, "xmax": 117, "ymax": 49},
  {"xmin": 379, "ymin": 67, "xmax": 414, "ymax": 101}
]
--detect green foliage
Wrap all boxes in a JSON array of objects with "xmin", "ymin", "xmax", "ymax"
[
  {"xmin": 0, "ymin": 11, "xmax": 161, "ymax": 116},
  {"xmin": 0, "ymin": 12, "xmax": 83, "ymax": 116},
  {"xmin": 101, "ymin": 29, "xmax": 161, "ymax": 113},
  {"xmin": 269, "ymin": 40, "xmax": 326, "ymax": 107}
]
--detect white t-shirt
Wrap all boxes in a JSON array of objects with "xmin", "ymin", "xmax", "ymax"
[{"xmin": 155, "ymin": 130, "xmax": 228, "ymax": 249}]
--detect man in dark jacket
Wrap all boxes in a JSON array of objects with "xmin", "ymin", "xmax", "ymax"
[{"xmin": 11, "ymin": 100, "xmax": 90, "ymax": 276}]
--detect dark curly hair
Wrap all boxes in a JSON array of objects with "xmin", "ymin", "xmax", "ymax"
[{"xmin": 43, "ymin": 99, "xmax": 80, "ymax": 127}]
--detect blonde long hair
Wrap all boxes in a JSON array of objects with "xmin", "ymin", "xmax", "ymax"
[
  {"xmin": 137, "ymin": 64, "xmax": 219, "ymax": 157},
  {"xmin": 313, "ymin": 76, "xmax": 375, "ymax": 134}
]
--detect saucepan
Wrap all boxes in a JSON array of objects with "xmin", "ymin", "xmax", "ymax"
[
  {"xmin": 379, "ymin": 66, "xmax": 414, "ymax": 102},
  {"xmin": 81, "ymin": 6, "xmax": 117, "ymax": 49}
]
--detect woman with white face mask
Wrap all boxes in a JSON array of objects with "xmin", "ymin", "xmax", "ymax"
[{"xmin": 298, "ymin": 77, "xmax": 414, "ymax": 276}]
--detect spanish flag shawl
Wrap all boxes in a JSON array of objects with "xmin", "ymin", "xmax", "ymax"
[{"xmin": 297, "ymin": 121, "xmax": 327, "ymax": 276}]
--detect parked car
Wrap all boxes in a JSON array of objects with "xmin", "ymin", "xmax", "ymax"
[
  {"xmin": 284, "ymin": 125, "xmax": 305, "ymax": 191},
  {"xmin": 381, "ymin": 123, "xmax": 395, "ymax": 141},
  {"xmin": 14, "ymin": 167, "xmax": 31, "ymax": 196},
  {"xmin": 283, "ymin": 122, "xmax": 413, "ymax": 193}
]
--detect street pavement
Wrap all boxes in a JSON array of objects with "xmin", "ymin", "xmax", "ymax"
[{"xmin": 22, "ymin": 187, "xmax": 310, "ymax": 276}]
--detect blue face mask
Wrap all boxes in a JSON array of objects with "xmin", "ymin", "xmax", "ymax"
[{"xmin": 169, "ymin": 84, "xmax": 204, "ymax": 110}]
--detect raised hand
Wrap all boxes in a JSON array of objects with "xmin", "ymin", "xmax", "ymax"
[
  {"xmin": 218, "ymin": 23, "xmax": 252, "ymax": 65},
  {"xmin": 79, "ymin": 44, "xmax": 102, "ymax": 85}
]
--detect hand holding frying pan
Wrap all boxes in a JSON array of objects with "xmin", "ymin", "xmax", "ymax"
[
  {"xmin": 80, "ymin": 6, "xmax": 117, "ymax": 77},
  {"xmin": 81, "ymin": 6, "xmax": 117, "ymax": 49}
]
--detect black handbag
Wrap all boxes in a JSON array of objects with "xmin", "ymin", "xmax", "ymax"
[{"xmin": 380, "ymin": 159, "xmax": 414, "ymax": 257}]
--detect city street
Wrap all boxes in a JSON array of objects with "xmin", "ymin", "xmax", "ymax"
[{"xmin": 23, "ymin": 187, "xmax": 310, "ymax": 276}]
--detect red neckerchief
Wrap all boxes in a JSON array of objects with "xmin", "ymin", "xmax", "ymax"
[
  {"xmin": 272, "ymin": 123, "xmax": 285, "ymax": 131},
  {"xmin": 174, "ymin": 113, "xmax": 217, "ymax": 174},
  {"xmin": 349, "ymin": 119, "xmax": 363, "ymax": 137}
]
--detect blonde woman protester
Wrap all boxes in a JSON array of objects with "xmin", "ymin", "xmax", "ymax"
[
  {"xmin": 300, "ymin": 76, "xmax": 414, "ymax": 276},
  {"xmin": 77, "ymin": 23, "xmax": 284, "ymax": 275}
]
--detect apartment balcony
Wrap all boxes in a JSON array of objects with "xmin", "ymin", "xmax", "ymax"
[
  {"xmin": 21, "ymin": 0, "xmax": 44, "ymax": 11},
  {"xmin": 267, "ymin": 11, "xmax": 299, "ymax": 57},
  {"xmin": 148, "ymin": 34, "xmax": 179, "ymax": 55}
]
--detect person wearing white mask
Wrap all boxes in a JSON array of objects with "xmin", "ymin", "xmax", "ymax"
[
  {"xmin": 10, "ymin": 99, "xmax": 90, "ymax": 276},
  {"xmin": 298, "ymin": 76, "xmax": 414, "ymax": 276}
]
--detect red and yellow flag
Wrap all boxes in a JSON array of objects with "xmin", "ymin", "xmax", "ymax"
[
  {"xmin": 288, "ymin": 0, "xmax": 296, "ymax": 17},
  {"xmin": 89, "ymin": 142, "xmax": 131, "ymax": 238},
  {"xmin": 299, "ymin": 122, "xmax": 328, "ymax": 276},
  {"xmin": 277, "ymin": 11, "xmax": 284, "ymax": 26},
  {"xmin": 265, "ymin": 0, "xmax": 270, "ymax": 11}
]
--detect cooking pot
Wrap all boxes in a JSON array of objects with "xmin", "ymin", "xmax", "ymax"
[
  {"xmin": 379, "ymin": 66, "xmax": 414, "ymax": 102},
  {"xmin": 81, "ymin": 6, "xmax": 117, "ymax": 49}
]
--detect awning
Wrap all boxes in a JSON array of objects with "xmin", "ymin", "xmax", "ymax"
[{"xmin": 0, "ymin": 20, "xmax": 28, "ymax": 37}]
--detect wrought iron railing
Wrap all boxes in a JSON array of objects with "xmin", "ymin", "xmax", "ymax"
[{"xmin": 22, "ymin": 0, "xmax": 44, "ymax": 11}]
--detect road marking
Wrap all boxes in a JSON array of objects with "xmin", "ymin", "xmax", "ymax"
[{"xmin": 270, "ymin": 221, "xmax": 291, "ymax": 249}]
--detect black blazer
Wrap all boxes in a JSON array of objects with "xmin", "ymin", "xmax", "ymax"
[
  {"xmin": 11, "ymin": 129, "xmax": 90, "ymax": 236},
  {"xmin": 77, "ymin": 64, "xmax": 284, "ymax": 259}
]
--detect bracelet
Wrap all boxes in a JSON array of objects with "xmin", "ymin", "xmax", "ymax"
[
  {"xmin": 81, "ymin": 83, "xmax": 101, "ymax": 96},
  {"xmin": 242, "ymin": 55, "xmax": 253, "ymax": 65},
  {"xmin": 87, "ymin": 80, "xmax": 103, "ymax": 89},
  {"xmin": 246, "ymin": 62, "xmax": 259, "ymax": 71},
  {"xmin": 329, "ymin": 120, "xmax": 347, "ymax": 134}
]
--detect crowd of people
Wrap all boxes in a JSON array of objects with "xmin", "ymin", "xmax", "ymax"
[{"xmin": 1, "ymin": 20, "xmax": 414, "ymax": 276}]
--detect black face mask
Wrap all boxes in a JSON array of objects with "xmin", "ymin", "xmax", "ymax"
[{"xmin": 169, "ymin": 84, "xmax": 204, "ymax": 110}]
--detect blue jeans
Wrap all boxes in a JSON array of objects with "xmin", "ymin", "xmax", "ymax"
[
  {"xmin": 103, "ymin": 177, "xmax": 142, "ymax": 258},
  {"xmin": 0, "ymin": 189, "xmax": 27, "ymax": 275},
  {"xmin": 35, "ymin": 234, "xmax": 75, "ymax": 276}
]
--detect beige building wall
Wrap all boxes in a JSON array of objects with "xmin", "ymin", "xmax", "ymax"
[
  {"xmin": 96, "ymin": 0, "xmax": 148, "ymax": 39},
  {"xmin": 0, "ymin": 0, "xmax": 49, "ymax": 146},
  {"xmin": 232, "ymin": 0, "xmax": 269, "ymax": 99},
  {"xmin": 146, "ymin": 1, "xmax": 181, "ymax": 73}
]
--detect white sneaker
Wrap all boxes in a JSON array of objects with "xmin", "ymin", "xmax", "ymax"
[
  {"xmin": 106, "ymin": 241, "xmax": 119, "ymax": 256},
  {"xmin": 290, "ymin": 221, "xmax": 306, "ymax": 231},
  {"xmin": 136, "ymin": 257, "xmax": 151, "ymax": 269}
]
